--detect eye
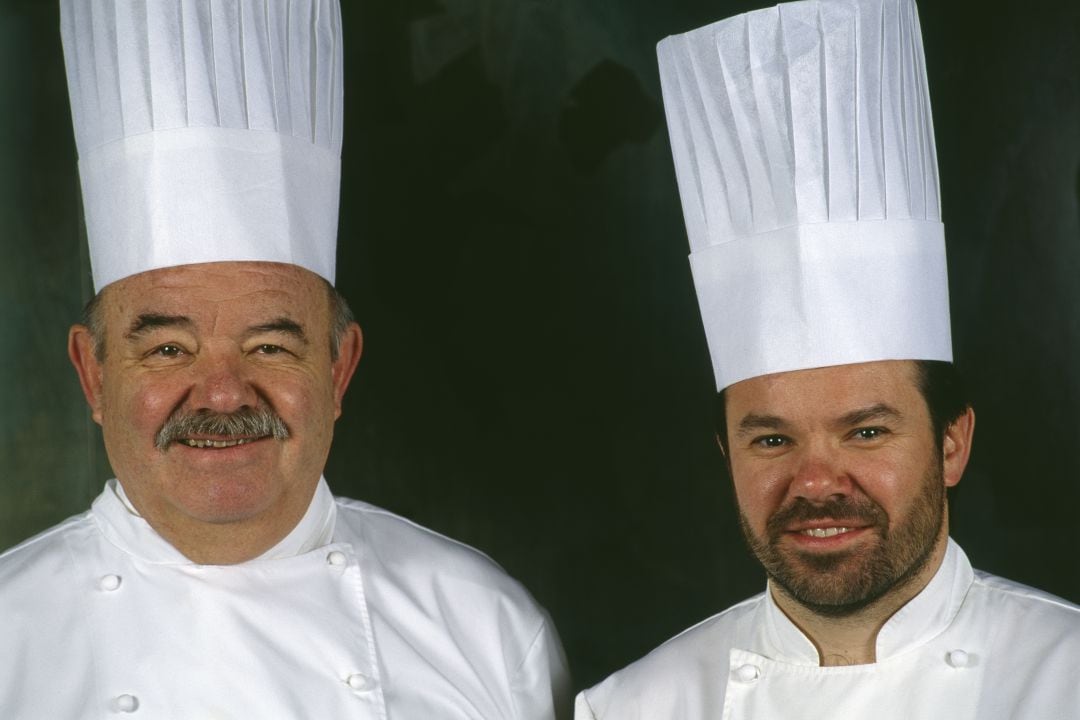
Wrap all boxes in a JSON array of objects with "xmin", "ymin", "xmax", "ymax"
[
  {"xmin": 254, "ymin": 344, "xmax": 286, "ymax": 355},
  {"xmin": 852, "ymin": 427, "xmax": 887, "ymax": 441},
  {"xmin": 153, "ymin": 344, "xmax": 185, "ymax": 358},
  {"xmin": 753, "ymin": 434, "xmax": 789, "ymax": 449}
]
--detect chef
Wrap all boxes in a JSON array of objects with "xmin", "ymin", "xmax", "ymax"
[
  {"xmin": 0, "ymin": 1, "xmax": 570, "ymax": 718},
  {"xmin": 577, "ymin": 0, "xmax": 1080, "ymax": 718}
]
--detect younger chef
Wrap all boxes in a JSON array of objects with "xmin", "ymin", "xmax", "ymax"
[{"xmin": 577, "ymin": 0, "xmax": 1080, "ymax": 717}]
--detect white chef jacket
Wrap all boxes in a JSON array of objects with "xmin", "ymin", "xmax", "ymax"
[
  {"xmin": 577, "ymin": 539, "xmax": 1080, "ymax": 720},
  {"xmin": 0, "ymin": 478, "xmax": 571, "ymax": 719}
]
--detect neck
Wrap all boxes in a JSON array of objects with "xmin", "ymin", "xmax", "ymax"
[
  {"xmin": 119, "ymin": 480, "xmax": 318, "ymax": 565},
  {"xmin": 771, "ymin": 533, "xmax": 950, "ymax": 666},
  {"xmin": 156, "ymin": 513, "xmax": 298, "ymax": 565}
]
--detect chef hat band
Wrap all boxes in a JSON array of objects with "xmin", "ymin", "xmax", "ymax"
[
  {"xmin": 60, "ymin": 0, "xmax": 344, "ymax": 292},
  {"xmin": 657, "ymin": 0, "xmax": 952, "ymax": 390}
]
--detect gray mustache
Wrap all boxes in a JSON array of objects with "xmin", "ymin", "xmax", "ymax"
[{"xmin": 155, "ymin": 406, "xmax": 290, "ymax": 451}]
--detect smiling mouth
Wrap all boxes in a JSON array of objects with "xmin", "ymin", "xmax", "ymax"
[
  {"xmin": 178, "ymin": 437, "xmax": 264, "ymax": 449},
  {"xmin": 798, "ymin": 527, "xmax": 857, "ymax": 538}
]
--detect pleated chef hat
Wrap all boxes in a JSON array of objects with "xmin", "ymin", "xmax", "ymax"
[
  {"xmin": 60, "ymin": 0, "xmax": 344, "ymax": 292},
  {"xmin": 657, "ymin": 0, "xmax": 951, "ymax": 390}
]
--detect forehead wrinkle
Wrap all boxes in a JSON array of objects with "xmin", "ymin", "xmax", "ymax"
[{"xmin": 112, "ymin": 267, "xmax": 327, "ymax": 343}]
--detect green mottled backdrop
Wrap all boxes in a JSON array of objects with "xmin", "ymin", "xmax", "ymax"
[{"xmin": 3, "ymin": 0, "xmax": 1079, "ymax": 690}]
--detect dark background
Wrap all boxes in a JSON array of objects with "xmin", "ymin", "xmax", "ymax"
[{"xmin": 2, "ymin": 0, "xmax": 1078, "ymax": 691}]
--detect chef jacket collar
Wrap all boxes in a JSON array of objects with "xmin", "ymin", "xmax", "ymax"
[
  {"xmin": 761, "ymin": 539, "xmax": 974, "ymax": 664},
  {"xmin": 93, "ymin": 477, "xmax": 337, "ymax": 565}
]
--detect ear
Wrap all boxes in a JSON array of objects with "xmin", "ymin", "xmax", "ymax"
[
  {"xmin": 69, "ymin": 324, "xmax": 105, "ymax": 425},
  {"xmin": 941, "ymin": 407, "xmax": 975, "ymax": 488},
  {"xmin": 331, "ymin": 322, "xmax": 363, "ymax": 419}
]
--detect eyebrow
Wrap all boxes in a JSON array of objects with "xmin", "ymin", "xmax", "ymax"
[
  {"xmin": 123, "ymin": 314, "xmax": 308, "ymax": 346},
  {"xmin": 836, "ymin": 403, "xmax": 903, "ymax": 428},
  {"xmin": 125, "ymin": 314, "xmax": 193, "ymax": 339},
  {"xmin": 735, "ymin": 413, "xmax": 788, "ymax": 438},
  {"xmin": 242, "ymin": 317, "xmax": 308, "ymax": 345}
]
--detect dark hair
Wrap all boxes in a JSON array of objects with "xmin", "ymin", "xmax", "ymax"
[
  {"xmin": 714, "ymin": 360, "xmax": 970, "ymax": 454},
  {"xmin": 911, "ymin": 360, "xmax": 971, "ymax": 452},
  {"xmin": 81, "ymin": 277, "xmax": 355, "ymax": 362}
]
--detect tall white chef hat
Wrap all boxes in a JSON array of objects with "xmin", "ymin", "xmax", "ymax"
[
  {"xmin": 657, "ymin": 0, "xmax": 951, "ymax": 390},
  {"xmin": 60, "ymin": 0, "xmax": 344, "ymax": 292}
]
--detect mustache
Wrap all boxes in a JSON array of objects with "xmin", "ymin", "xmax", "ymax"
[
  {"xmin": 766, "ymin": 496, "xmax": 887, "ymax": 537},
  {"xmin": 155, "ymin": 405, "xmax": 290, "ymax": 451}
]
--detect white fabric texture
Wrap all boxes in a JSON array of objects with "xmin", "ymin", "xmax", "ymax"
[
  {"xmin": 576, "ymin": 539, "xmax": 1080, "ymax": 719},
  {"xmin": 0, "ymin": 478, "xmax": 571, "ymax": 719},
  {"xmin": 657, "ymin": 0, "xmax": 952, "ymax": 389},
  {"xmin": 60, "ymin": 0, "xmax": 344, "ymax": 290}
]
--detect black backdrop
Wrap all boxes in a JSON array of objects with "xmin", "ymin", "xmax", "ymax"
[{"xmin": 2, "ymin": 0, "xmax": 1078, "ymax": 691}]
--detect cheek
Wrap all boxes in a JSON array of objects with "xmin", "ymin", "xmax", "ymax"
[
  {"xmin": 137, "ymin": 385, "xmax": 185, "ymax": 424},
  {"xmin": 264, "ymin": 372, "xmax": 335, "ymax": 432},
  {"xmin": 837, "ymin": 452, "xmax": 937, "ymax": 528},
  {"xmin": 102, "ymin": 372, "xmax": 184, "ymax": 435},
  {"xmin": 848, "ymin": 452, "xmax": 916, "ymax": 499},
  {"xmin": 730, "ymin": 465, "xmax": 785, "ymax": 525}
]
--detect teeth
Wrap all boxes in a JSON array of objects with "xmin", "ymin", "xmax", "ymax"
[
  {"xmin": 180, "ymin": 438, "xmax": 253, "ymax": 449},
  {"xmin": 801, "ymin": 527, "xmax": 852, "ymax": 538}
]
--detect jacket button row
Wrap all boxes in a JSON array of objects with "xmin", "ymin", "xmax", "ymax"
[
  {"xmin": 111, "ymin": 694, "xmax": 139, "ymax": 713},
  {"xmin": 98, "ymin": 574, "xmax": 122, "ymax": 592}
]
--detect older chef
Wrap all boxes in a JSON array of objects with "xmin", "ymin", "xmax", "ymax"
[
  {"xmin": 0, "ymin": 1, "xmax": 570, "ymax": 718},
  {"xmin": 577, "ymin": 0, "xmax": 1080, "ymax": 718}
]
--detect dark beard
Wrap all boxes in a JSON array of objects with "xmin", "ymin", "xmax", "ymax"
[{"xmin": 739, "ymin": 463, "xmax": 946, "ymax": 618}]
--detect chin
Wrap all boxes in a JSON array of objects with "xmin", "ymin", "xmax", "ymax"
[{"xmin": 170, "ymin": 474, "xmax": 281, "ymax": 524}]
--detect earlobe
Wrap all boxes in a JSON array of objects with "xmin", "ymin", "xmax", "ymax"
[
  {"xmin": 331, "ymin": 322, "xmax": 363, "ymax": 418},
  {"xmin": 942, "ymin": 407, "xmax": 975, "ymax": 488},
  {"xmin": 68, "ymin": 324, "xmax": 105, "ymax": 425}
]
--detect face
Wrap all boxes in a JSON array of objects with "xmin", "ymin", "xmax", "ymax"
[
  {"xmin": 69, "ymin": 262, "xmax": 361, "ymax": 547},
  {"xmin": 724, "ymin": 360, "xmax": 971, "ymax": 616}
]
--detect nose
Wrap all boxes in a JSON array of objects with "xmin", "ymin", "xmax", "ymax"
[
  {"xmin": 788, "ymin": 447, "xmax": 853, "ymax": 503},
  {"xmin": 187, "ymin": 351, "xmax": 258, "ymax": 413}
]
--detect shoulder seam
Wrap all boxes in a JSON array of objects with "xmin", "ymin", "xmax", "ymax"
[
  {"xmin": 0, "ymin": 513, "xmax": 89, "ymax": 560},
  {"xmin": 655, "ymin": 592, "xmax": 764, "ymax": 650},
  {"xmin": 971, "ymin": 574, "xmax": 1080, "ymax": 614},
  {"xmin": 333, "ymin": 496, "xmax": 508, "ymax": 572}
]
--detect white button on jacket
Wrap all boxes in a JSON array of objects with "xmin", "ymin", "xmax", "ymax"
[{"xmin": 0, "ymin": 478, "xmax": 571, "ymax": 719}]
